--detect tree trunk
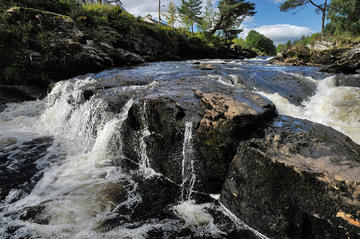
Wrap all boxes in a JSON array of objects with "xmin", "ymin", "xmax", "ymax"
[
  {"xmin": 191, "ymin": 23, "xmax": 194, "ymax": 33},
  {"xmin": 321, "ymin": 0, "xmax": 328, "ymax": 32},
  {"xmin": 158, "ymin": 0, "xmax": 161, "ymax": 26}
]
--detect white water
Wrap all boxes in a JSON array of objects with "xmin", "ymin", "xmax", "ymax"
[
  {"xmin": 0, "ymin": 79, "xmax": 145, "ymax": 238},
  {"xmin": 180, "ymin": 122, "xmax": 196, "ymax": 202},
  {"xmin": 258, "ymin": 76, "xmax": 360, "ymax": 144},
  {"xmin": 174, "ymin": 122, "xmax": 225, "ymax": 235},
  {"xmin": 137, "ymin": 101, "xmax": 160, "ymax": 178}
]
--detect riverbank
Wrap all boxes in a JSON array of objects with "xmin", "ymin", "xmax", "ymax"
[
  {"xmin": 0, "ymin": 3, "xmax": 255, "ymax": 107},
  {"xmin": 271, "ymin": 34, "xmax": 360, "ymax": 74}
]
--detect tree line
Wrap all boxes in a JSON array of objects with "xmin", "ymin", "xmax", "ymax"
[{"xmin": 280, "ymin": 0, "xmax": 360, "ymax": 35}]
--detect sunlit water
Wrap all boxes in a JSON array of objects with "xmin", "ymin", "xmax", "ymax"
[{"xmin": 1, "ymin": 57, "xmax": 359, "ymax": 238}]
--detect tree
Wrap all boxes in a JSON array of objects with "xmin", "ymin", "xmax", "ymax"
[
  {"xmin": 178, "ymin": 0, "xmax": 203, "ymax": 33},
  {"xmin": 246, "ymin": 30, "xmax": 276, "ymax": 55},
  {"xmin": 198, "ymin": 0, "xmax": 217, "ymax": 32},
  {"xmin": 280, "ymin": 0, "xmax": 329, "ymax": 32},
  {"xmin": 209, "ymin": 0, "xmax": 256, "ymax": 47},
  {"xmin": 163, "ymin": 1, "xmax": 178, "ymax": 27},
  {"xmin": 327, "ymin": 0, "xmax": 360, "ymax": 35}
]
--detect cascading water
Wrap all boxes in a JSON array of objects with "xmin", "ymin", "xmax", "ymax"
[
  {"xmin": 0, "ymin": 79, "xmax": 143, "ymax": 238},
  {"xmin": 137, "ymin": 101, "xmax": 160, "ymax": 178},
  {"xmin": 2, "ymin": 59, "xmax": 359, "ymax": 238},
  {"xmin": 180, "ymin": 121, "xmax": 196, "ymax": 202},
  {"xmin": 257, "ymin": 76, "xmax": 360, "ymax": 144}
]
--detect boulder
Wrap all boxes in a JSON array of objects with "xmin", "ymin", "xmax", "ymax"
[
  {"xmin": 77, "ymin": 76, "xmax": 276, "ymax": 194},
  {"xmin": 335, "ymin": 75, "xmax": 360, "ymax": 88},
  {"xmin": 221, "ymin": 116, "xmax": 360, "ymax": 238}
]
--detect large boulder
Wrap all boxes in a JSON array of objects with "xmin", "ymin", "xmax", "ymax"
[
  {"xmin": 221, "ymin": 115, "xmax": 360, "ymax": 238},
  {"xmin": 78, "ymin": 75, "xmax": 276, "ymax": 194}
]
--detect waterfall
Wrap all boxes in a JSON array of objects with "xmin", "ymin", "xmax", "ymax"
[
  {"xmin": 180, "ymin": 121, "xmax": 196, "ymax": 202},
  {"xmin": 0, "ymin": 79, "xmax": 141, "ymax": 238},
  {"xmin": 138, "ymin": 101, "xmax": 160, "ymax": 178},
  {"xmin": 257, "ymin": 76, "xmax": 360, "ymax": 144}
]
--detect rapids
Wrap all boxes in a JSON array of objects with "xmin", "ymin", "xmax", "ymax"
[{"xmin": 0, "ymin": 57, "xmax": 359, "ymax": 238}]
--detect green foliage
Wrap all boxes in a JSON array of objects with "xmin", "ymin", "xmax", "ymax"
[
  {"xmin": 163, "ymin": 1, "xmax": 177, "ymax": 27},
  {"xmin": 327, "ymin": 0, "xmax": 360, "ymax": 35},
  {"xmin": 2, "ymin": 0, "xmax": 80, "ymax": 15},
  {"xmin": 198, "ymin": 0, "xmax": 216, "ymax": 32},
  {"xmin": 245, "ymin": 30, "xmax": 276, "ymax": 55},
  {"xmin": 211, "ymin": 0, "xmax": 256, "ymax": 47},
  {"xmin": 280, "ymin": 0, "xmax": 329, "ymax": 31},
  {"xmin": 178, "ymin": 0, "xmax": 203, "ymax": 32},
  {"xmin": 233, "ymin": 38, "xmax": 246, "ymax": 47}
]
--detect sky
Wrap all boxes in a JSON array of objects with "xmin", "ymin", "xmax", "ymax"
[{"xmin": 122, "ymin": 0, "xmax": 325, "ymax": 45}]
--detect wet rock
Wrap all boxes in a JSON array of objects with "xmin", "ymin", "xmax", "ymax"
[
  {"xmin": 321, "ymin": 61, "xmax": 360, "ymax": 74},
  {"xmin": 335, "ymin": 75, "xmax": 360, "ymax": 88},
  {"xmin": 116, "ymin": 77, "xmax": 276, "ymax": 194},
  {"xmin": 195, "ymin": 63, "xmax": 219, "ymax": 70},
  {"xmin": 0, "ymin": 85, "xmax": 44, "ymax": 112},
  {"xmin": 221, "ymin": 116, "xmax": 360, "ymax": 238}
]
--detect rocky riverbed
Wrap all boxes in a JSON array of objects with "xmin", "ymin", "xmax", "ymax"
[{"xmin": 0, "ymin": 58, "xmax": 359, "ymax": 238}]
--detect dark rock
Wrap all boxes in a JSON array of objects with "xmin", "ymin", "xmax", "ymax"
[
  {"xmin": 221, "ymin": 116, "xmax": 360, "ymax": 238},
  {"xmin": 240, "ymin": 48, "xmax": 258, "ymax": 59},
  {"xmin": 0, "ymin": 85, "xmax": 45, "ymax": 112},
  {"xmin": 111, "ymin": 77, "xmax": 277, "ymax": 194},
  {"xmin": 321, "ymin": 61, "xmax": 360, "ymax": 74},
  {"xmin": 335, "ymin": 75, "xmax": 360, "ymax": 88}
]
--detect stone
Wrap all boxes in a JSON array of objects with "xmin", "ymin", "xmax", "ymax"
[
  {"xmin": 221, "ymin": 116, "xmax": 360, "ymax": 238},
  {"xmin": 335, "ymin": 75, "xmax": 360, "ymax": 88}
]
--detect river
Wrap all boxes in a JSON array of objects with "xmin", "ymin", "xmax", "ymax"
[{"xmin": 0, "ymin": 58, "xmax": 359, "ymax": 238}]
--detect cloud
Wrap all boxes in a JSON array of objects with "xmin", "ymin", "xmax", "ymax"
[
  {"xmin": 240, "ymin": 24, "xmax": 313, "ymax": 45},
  {"xmin": 123, "ymin": 0, "xmax": 217, "ymax": 18}
]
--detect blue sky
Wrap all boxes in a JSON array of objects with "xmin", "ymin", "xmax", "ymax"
[{"xmin": 123, "ymin": 0, "xmax": 325, "ymax": 44}]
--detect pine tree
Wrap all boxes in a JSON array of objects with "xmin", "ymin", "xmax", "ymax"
[
  {"xmin": 178, "ymin": 0, "xmax": 203, "ymax": 33},
  {"xmin": 280, "ymin": 0, "xmax": 329, "ymax": 32},
  {"xmin": 210, "ymin": 0, "xmax": 256, "ymax": 47},
  {"xmin": 163, "ymin": 1, "xmax": 178, "ymax": 27},
  {"xmin": 199, "ymin": 0, "xmax": 216, "ymax": 32}
]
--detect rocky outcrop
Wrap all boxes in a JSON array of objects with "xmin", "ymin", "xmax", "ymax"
[
  {"xmin": 76, "ymin": 74, "xmax": 276, "ymax": 194},
  {"xmin": 321, "ymin": 46, "xmax": 360, "ymax": 74},
  {"xmin": 271, "ymin": 41, "xmax": 360, "ymax": 74},
  {"xmin": 221, "ymin": 116, "xmax": 360, "ymax": 238},
  {"xmin": 0, "ymin": 6, "xmax": 252, "ymax": 92}
]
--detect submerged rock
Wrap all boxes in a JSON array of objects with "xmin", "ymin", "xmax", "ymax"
[
  {"xmin": 221, "ymin": 116, "xmax": 360, "ymax": 238},
  {"xmin": 335, "ymin": 75, "xmax": 360, "ymax": 88}
]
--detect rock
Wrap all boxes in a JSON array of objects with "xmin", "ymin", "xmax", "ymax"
[
  {"xmin": 321, "ymin": 61, "xmax": 359, "ymax": 74},
  {"xmin": 76, "ymin": 75, "xmax": 276, "ymax": 195},
  {"xmin": 0, "ymin": 85, "xmax": 43, "ymax": 112},
  {"xmin": 221, "ymin": 116, "xmax": 360, "ymax": 238},
  {"xmin": 195, "ymin": 63, "xmax": 218, "ymax": 70},
  {"xmin": 307, "ymin": 40, "xmax": 333, "ymax": 51},
  {"xmin": 240, "ymin": 48, "xmax": 258, "ymax": 59},
  {"xmin": 335, "ymin": 75, "xmax": 360, "ymax": 88}
]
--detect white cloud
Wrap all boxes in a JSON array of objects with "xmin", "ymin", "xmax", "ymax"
[
  {"xmin": 240, "ymin": 24, "xmax": 313, "ymax": 45},
  {"xmin": 122, "ymin": 0, "xmax": 217, "ymax": 18}
]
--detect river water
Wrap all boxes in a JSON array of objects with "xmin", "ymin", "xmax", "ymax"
[{"xmin": 0, "ymin": 58, "xmax": 359, "ymax": 238}]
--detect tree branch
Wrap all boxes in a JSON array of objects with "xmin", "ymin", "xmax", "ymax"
[{"xmin": 308, "ymin": 0, "xmax": 323, "ymax": 10}]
